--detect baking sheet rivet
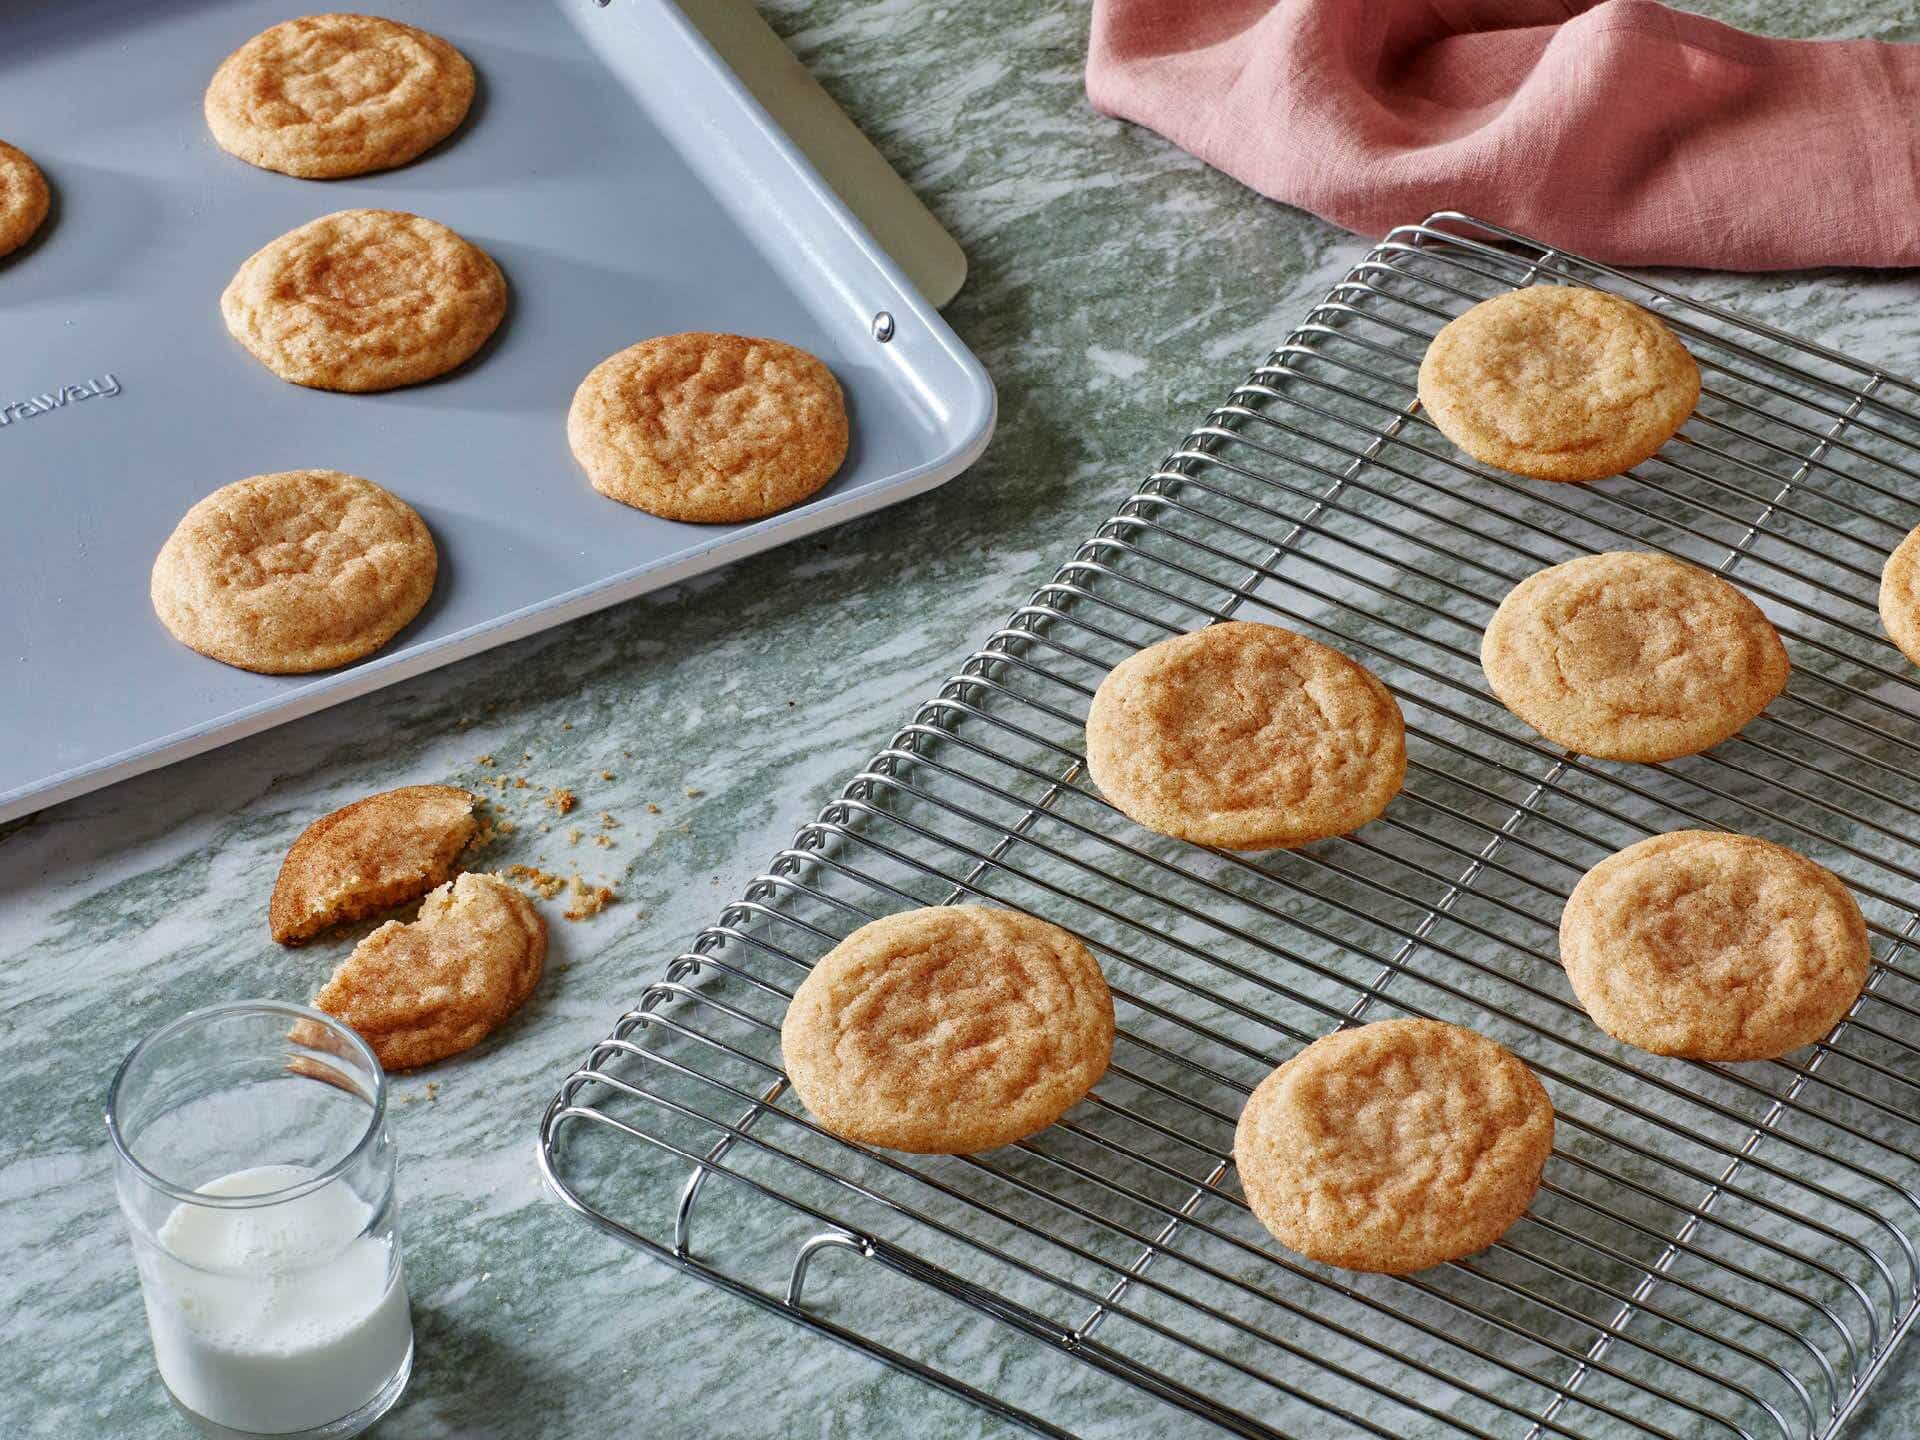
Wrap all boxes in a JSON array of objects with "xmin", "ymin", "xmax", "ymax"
[{"xmin": 871, "ymin": 311, "xmax": 895, "ymax": 343}]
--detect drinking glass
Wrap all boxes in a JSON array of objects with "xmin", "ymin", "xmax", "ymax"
[{"xmin": 107, "ymin": 1000, "xmax": 411, "ymax": 1439}]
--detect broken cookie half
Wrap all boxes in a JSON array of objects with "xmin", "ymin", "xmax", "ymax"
[
  {"xmin": 270, "ymin": 784, "xmax": 480, "ymax": 944},
  {"xmin": 300, "ymin": 872, "xmax": 547, "ymax": 1071}
]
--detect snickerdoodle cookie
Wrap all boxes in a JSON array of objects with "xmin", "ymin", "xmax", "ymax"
[
  {"xmin": 1878, "ymin": 522, "xmax": 1920, "ymax": 668},
  {"xmin": 1085, "ymin": 621, "xmax": 1405, "ymax": 850},
  {"xmin": 307, "ymin": 871, "xmax": 546, "ymax": 1070},
  {"xmin": 205, "ymin": 14, "xmax": 474, "ymax": 179},
  {"xmin": 1418, "ymin": 285, "xmax": 1699, "ymax": 482},
  {"xmin": 1234, "ymin": 1019, "xmax": 1554, "ymax": 1274},
  {"xmin": 567, "ymin": 333, "xmax": 848, "ymax": 523},
  {"xmin": 151, "ymin": 469, "xmax": 436, "ymax": 674},
  {"xmin": 0, "ymin": 141, "xmax": 49, "ymax": 258},
  {"xmin": 1560, "ymin": 830, "xmax": 1869, "ymax": 1061},
  {"xmin": 781, "ymin": 906, "xmax": 1114, "ymax": 1154},
  {"xmin": 222, "ymin": 209, "xmax": 506, "ymax": 391},
  {"xmin": 1481, "ymin": 551, "xmax": 1787, "ymax": 762},
  {"xmin": 271, "ymin": 785, "xmax": 480, "ymax": 944}
]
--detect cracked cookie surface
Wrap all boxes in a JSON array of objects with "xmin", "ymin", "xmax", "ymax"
[
  {"xmin": 1560, "ymin": 830, "xmax": 1869, "ymax": 1061},
  {"xmin": 1481, "ymin": 551, "xmax": 1787, "ymax": 762},
  {"xmin": 0, "ymin": 141, "xmax": 49, "ymax": 258},
  {"xmin": 567, "ymin": 332, "xmax": 848, "ymax": 523},
  {"xmin": 205, "ymin": 13, "xmax": 474, "ymax": 179},
  {"xmin": 1085, "ymin": 621, "xmax": 1405, "ymax": 850},
  {"xmin": 271, "ymin": 784, "xmax": 479, "ymax": 944},
  {"xmin": 151, "ymin": 468, "xmax": 436, "ymax": 673},
  {"xmin": 1418, "ymin": 285, "xmax": 1699, "ymax": 482},
  {"xmin": 306, "ymin": 871, "xmax": 546, "ymax": 1071},
  {"xmin": 1878, "ymin": 522, "xmax": 1920, "ymax": 668},
  {"xmin": 780, "ymin": 906, "xmax": 1114, "ymax": 1154},
  {"xmin": 221, "ymin": 209, "xmax": 506, "ymax": 392},
  {"xmin": 1234, "ymin": 1018, "xmax": 1554, "ymax": 1274}
]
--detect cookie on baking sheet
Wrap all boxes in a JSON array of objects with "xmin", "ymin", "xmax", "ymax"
[
  {"xmin": 151, "ymin": 469, "xmax": 437, "ymax": 674},
  {"xmin": 1084, "ymin": 621, "xmax": 1405, "ymax": 851},
  {"xmin": 567, "ymin": 332, "xmax": 849, "ymax": 523},
  {"xmin": 270, "ymin": 784, "xmax": 480, "ymax": 944},
  {"xmin": 222, "ymin": 209, "xmax": 506, "ymax": 392},
  {"xmin": 1233, "ymin": 1019, "xmax": 1554, "ymax": 1274},
  {"xmin": 1878, "ymin": 522, "xmax": 1920, "ymax": 668},
  {"xmin": 780, "ymin": 906, "xmax": 1114, "ymax": 1154},
  {"xmin": 1418, "ymin": 285, "xmax": 1699, "ymax": 483},
  {"xmin": 1560, "ymin": 830, "xmax": 1869, "ymax": 1061},
  {"xmin": 306, "ymin": 871, "xmax": 546, "ymax": 1071},
  {"xmin": 1481, "ymin": 551, "xmax": 1787, "ymax": 763},
  {"xmin": 0, "ymin": 141, "xmax": 50, "ymax": 259},
  {"xmin": 205, "ymin": 14, "xmax": 475, "ymax": 179}
]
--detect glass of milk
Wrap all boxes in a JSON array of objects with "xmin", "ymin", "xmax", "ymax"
[{"xmin": 107, "ymin": 1000, "xmax": 412, "ymax": 1439}]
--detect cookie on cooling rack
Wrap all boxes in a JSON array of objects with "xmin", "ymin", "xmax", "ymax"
[
  {"xmin": 0, "ymin": 140, "xmax": 50, "ymax": 258},
  {"xmin": 222, "ymin": 209, "xmax": 506, "ymax": 391},
  {"xmin": 1878, "ymin": 522, "xmax": 1920, "ymax": 668},
  {"xmin": 1084, "ymin": 621, "xmax": 1405, "ymax": 850},
  {"xmin": 1481, "ymin": 551, "xmax": 1787, "ymax": 762},
  {"xmin": 1418, "ymin": 285, "xmax": 1699, "ymax": 483},
  {"xmin": 780, "ymin": 906, "xmax": 1114, "ymax": 1154},
  {"xmin": 567, "ymin": 332, "xmax": 849, "ymax": 523},
  {"xmin": 205, "ymin": 14, "xmax": 475, "ymax": 179},
  {"xmin": 1233, "ymin": 1019, "xmax": 1554, "ymax": 1274},
  {"xmin": 270, "ymin": 784, "xmax": 480, "ymax": 944},
  {"xmin": 1560, "ymin": 830, "xmax": 1869, "ymax": 1061},
  {"xmin": 304, "ymin": 871, "xmax": 547, "ymax": 1071},
  {"xmin": 151, "ymin": 469, "xmax": 437, "ymax": 674}
]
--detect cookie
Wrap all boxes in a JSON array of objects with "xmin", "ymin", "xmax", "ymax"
[
  {"xmin": 1233, "ymin": 1019, "xmax": 1554, "ymax": 1274},
  {"xmin": 1084, "ymin": 621, "xmax": 1405, "ymax": 851},
  {"xmin": 567, "ymin": 333, "xmax": 849, "ymax": 523},
  {"xmin": 222, "ymin": 209, "xmax": 506, "ymax": 392},
  {"xmin": 151, "ymin": 469, "xmax": 437, "ymax": 674},
  {"xmin": 307, "ymin": 871, "xmax": 546, "ymax": 1071},
  {"xmin": 1418, "ymin": 285, "xmax": 1700, "ymax": 483},
  {"xmin": 1878, "ymin": 522, "xmax": 1920, "ymax": 668},
  {"xmin": 0, "ymin": 141, "xmax": 50, "ymax": 259},
  {"xmin": 1481, "ymin": 551, "xmax": 1787, "ymax": 762},
  {"xmin": 780, "ymin": 906, "xmax": 1114, "ymax": 1154},
  {"xmin": 1560, "ymin": 830, "xmax": 1869, "ymax": 1061},
  {"xmin": 270, "ymin": 784, "xmax": 480, "ymax": 944},
  {"xmin": 205, "ymin": 14, "xmax": 474, "ymax": 179}
]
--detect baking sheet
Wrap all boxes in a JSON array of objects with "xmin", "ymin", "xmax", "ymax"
[{"xmin": 0, "ymin": 0, "xmax": 995, "ymax": 822}]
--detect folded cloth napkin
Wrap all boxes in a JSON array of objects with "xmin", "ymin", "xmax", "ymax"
[{"xmin": 1087, "ymin": 0, "xmax": 1920, "ymax": 269}]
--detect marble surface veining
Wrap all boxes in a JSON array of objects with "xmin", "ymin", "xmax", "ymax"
[{"xmin": 7, "ymin": 0, "xmax": 1920, "ymax": 1435}]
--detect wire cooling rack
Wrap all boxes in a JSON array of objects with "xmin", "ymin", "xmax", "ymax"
[{"xmin": 540, "ymin": 214, "xmax": 1920, "ymax": 1440}]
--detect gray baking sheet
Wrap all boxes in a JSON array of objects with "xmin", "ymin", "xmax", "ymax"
[{"xmin": 0, "ymin": 0, "xmax": 995, "ymax": 822}]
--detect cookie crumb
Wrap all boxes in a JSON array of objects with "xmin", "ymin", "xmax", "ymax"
[
  {"xmin": 645, "ymin": 802, "xmax": 661, "ymax": 815},
  {"xmin": 504, "ymin": 863, "xmax": 566, "ymax": 900},
  {"xmin": 477, "ymin": 754, "xmax": 495, "ymax": 767},
  {"xmin": 599, "ymin": 770, "xmax": 616, "ymax": 781},
  {"xmin": 599, "ymin": 812, "xmax": 619, "ymax": 829},
  {"xmin": 684, "ymin": 787, "xmax": 704, "ymax": 799},
  {"xmin": 563, "ymin": 875, "xmax": 615, "ymax": 921},
  {"xmin": 568, "ymin": 827, "xmax": 582, "ymax": 846},
  {"xmin": 547, "ymin": 787, "xmax": 577, "ymax": 815}
]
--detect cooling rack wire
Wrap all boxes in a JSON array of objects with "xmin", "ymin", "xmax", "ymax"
[{"xmin": 541, "ymin": 213, "xmax": 1920, "ymax": 1440}]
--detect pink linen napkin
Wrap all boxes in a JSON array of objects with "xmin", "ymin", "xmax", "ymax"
[{"xmin": 1086, "ymin": 0, "xmax": 1920, "ymax": 270}]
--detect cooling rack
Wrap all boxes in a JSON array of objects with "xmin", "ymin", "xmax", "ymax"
[{"xmin": 540, "ymin": 213, "xmax": 1920, "ymax": 1440}]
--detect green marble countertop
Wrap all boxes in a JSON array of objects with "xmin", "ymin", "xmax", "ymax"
[{"xmin": 8, "ymin": 1, "xmax": 1919, "ymax": 1435}]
